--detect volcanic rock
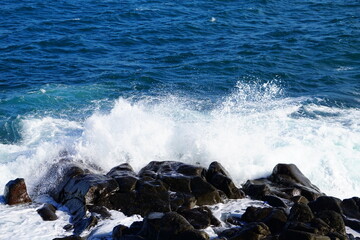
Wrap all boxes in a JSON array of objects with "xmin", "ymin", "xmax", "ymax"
[
  {"xmin": 37, "ymin": 203, "xmax": 58, "ymax": 221},
  {"xmin": 4, "ymin": 178, "xmax": 32, "ymax": 205}
]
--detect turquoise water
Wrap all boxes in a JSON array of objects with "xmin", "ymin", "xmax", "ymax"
[{"xmin": 0, "ymin": 0, "xmax": 360, "ymax": 198}]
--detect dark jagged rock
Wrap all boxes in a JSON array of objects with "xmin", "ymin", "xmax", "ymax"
[
  {"xmin": 107, "ymin": 163, "xmax": 136, "ymax": 177},
  {"xmin": 134, "ymin": 179, "xmax": 171, "ymax": 215},
  {"xmin": 243, "ymin": 164, "xmax": 323, "ymax": 202},
  {"xmin": 206, "ymin": 161, "xmax": 245, "ymax": 199},
  {"xmin": 264, "ymin": 208, "xmax": 288, "ymax": 234},
  {"xmin": 243, "ymin": 179, "xmax": 272, "ymax": 200},
  {"xmin": 310, "ymin": 218, "xmax": 331, "ymax": 235},
  {"xmin": 87, "ymin": 205, "xmax": 111, "ymax": 219},
  {"xmin": 138, "ymin": 161, "xmax": 222, "ymax": 206},
  {"xmin": 288, "ymin": 203, "xmax": 314, "ymax": 223},
  {"xmin": 177, "ymin": 206, "xmax": 221, "ymax": 229},
  {"xmin": 54, "ymin": 166, "xmax": 119, "ymax": 223},
  {"xmin": 190, "ymin": 176, "xmax": 222, "ymax": 205},
  {"xmin": 241, "ymin": 207, "xmax": 273, "ymax": 222},
  {"xmin": 73, "ymin": 215, "xmax": 98, "ymax": 236},
  {"xmin": 270, "ymin": 164, "xmax": 319, "ymax": 190},
  {"xmin": 37, "ymin": 203, "xmax": 58, "ymax": 221},
  {"xmin": 107, "ymin": 163, "xmax": 138, "ymax": 193},
  {"xmin": 241, "ymin": 207, "xmax": 287, "ymax": 234},
  {"xmin": 263, "ymin": 195, "xmax": 287, "ymax": 208},
  {"xmin": 219, "ymin": 222, "xmax": 271, "ymax": 240},
  {"xmin": 341, "ymin": 197, "xmax": 360, "ymax": 220},
  {"xmin": 308, "ymin": 196, "xmax": 342, "ymax": 214},
  {"xmin": 42, "ymin": 161, "xmax": 359, "ymax": 240},
  {"xmin": 137, "ymin": 212, "xmax": 209, "ymax": 240},
  {"xmin": 316, "ymin": 210, "xmax": 346, "ymax": 236},
  {"xmin": 3, "ymin": 178, "xmax": 32, "ymax": 205}
]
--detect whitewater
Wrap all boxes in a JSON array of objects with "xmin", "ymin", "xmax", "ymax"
[{"xmin": 1, "ymin": 81, "xmax": 359, "ymax": 199}]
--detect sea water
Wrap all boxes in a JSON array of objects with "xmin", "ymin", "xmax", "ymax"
[{"xmin": 0, "ymin": 0, "xmax": 359, "ymax": 238}]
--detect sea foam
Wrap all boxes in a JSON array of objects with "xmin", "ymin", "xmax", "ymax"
[{"xmin": 0, "ymin": 81, "xmax": 359, "ymax": 199}]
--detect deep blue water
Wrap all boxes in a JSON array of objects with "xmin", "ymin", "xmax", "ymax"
[{"xmin": 0, "ymin": 0, "xmax": 360, "ymax": 198}]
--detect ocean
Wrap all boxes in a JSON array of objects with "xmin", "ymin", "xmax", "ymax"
[{"xmin": 0, "ymin": 0, "xmax": 359, "ymax": 238}]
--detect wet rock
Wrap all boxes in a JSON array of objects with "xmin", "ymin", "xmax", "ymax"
[
  {"xmin": 87, "ymin": 205, "xmax": 111, "ymax": 219},
  {"xmin": 3, "ymin": 178, "xmax": 32, "ymax": 205},
  {"xmin": 263, "ymin": 195, "xmax": 287, "ymax": 208},
  {"xmin": 190, "ymin": 176, "xmax": 222, "ymax": 205},
  {"xmin": 244, "ymin": 164, "xmax": 323, "ymax": 203},
  {"xmin": 55, "ymin": 168, "xmax": 119, "ymax": 222},
  {"xmin": 316, "ymin": 210, "xmax": 346, "ymax": 236},
  {"xmin": 308, "ymin": 196, "xmax": 342, "ymax": 214},
  {"xmin": 139, "ymin": 161, "xmax": 222, "ymax": 206},
  {"xmin": 107, "ymin": 163, "xmax": 138, "ymax": 193},
  {"xmin": 219, "ymin": 222, "xmax": 271, "ymax": 240},
  {"xmin": 177, "ymin": 206, "xmax": 221, "ymax": 229},
  {"xmin": 241, "ymin": 206, "xmax": 287, "ymax": 234},
  {"xmin": 310, "ymin": 218, "xmax": 331, "ymax": 235},
  {"xmin": 264, "ymin": 208, "xmax": 288, "ymax": 234},
  {"xmin": 241, "ymin": 207, "xmax": 273, "ymax": 222},
  {"xmin": 341, "ymin": 197, "xmax": 360, "ymax": 220},
  {"xmin": 160, "ymin": 175, "xmax": 192, "ymax": 193},
  {"xmin": 107, "ymin": 163, "xmax": 136, "ymax": 178},
  {"xmin": 269, "ymin": 164, "xmax": 323, "ymax": 201},
  {"xmin": 135, "ymin": 179, "xmax": 171, "ymax": 215},
  {"xmin": 206, "ymin": 161, "xmax": 245, "ymax": 199},
  {"xmin": 243, "ymin": 179, "xmax": 272, "ymax": 200},
  {"xmin": 138, "ymin": 212, "xmax": 209, "ymax": 240},
  {"xmin": 73, "ymin": 215, "xmax": 98, "ymax": 236},
  {"xmin": 37, "ymin": 203, "xmax": 58, "ymax": 221},
  {"xmin": 288, "ymin": 203, "xmax": 314, "ymax": 223}
]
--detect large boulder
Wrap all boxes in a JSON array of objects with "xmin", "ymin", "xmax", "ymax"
[
  {"xmin": 177, "ymin": 206, "xmax": 221, "ymax": 229},
  {"xmin": 241, "ymin": 206, "xmax": 287, "ymax": 234},
  {"xmin": 308, "ymin": 196, "xmax": 342, "ymax": 214},
  {"xmin": 341, "ymin": 197, "xmax": 360, "ymax": 220},
  {"xmin": 137, "ymin": 212, "xmax": 209, "ymax": 240},
  {"xmin": 288, "ymin": 203, "xmax": 314, "ymax": 223},
  {"xmin": 37, "ymin": 203, "xmax": 58, "ymax": 221},
  {"xmin": 243, "ymin": 164, "xmax": 323, "ymax": 203},
  {"xmin": 206, "ymin": 161, "xmax": 244, "ymax": 199},
  {"xmin": 4, "ymin": 178, "xmax": 32, "ymax": 205}
]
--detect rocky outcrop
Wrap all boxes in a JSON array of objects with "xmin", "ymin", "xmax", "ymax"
[
  {"xmin": 3, "ymin": 178, "xmax": 32, "ymax": 205},
  {"xmin": 47, "ymin": 160, "xmax": 242, "ymax": 236},
  {"xmin": 5, "ymin": 161, "xmax": 358, "ymax": 239}
]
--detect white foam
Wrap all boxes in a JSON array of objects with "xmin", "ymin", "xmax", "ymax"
[
  {"xmin": 0, "ymin": 203, "xmax": 70, "ymax": 240},
  {"xmin": 0, "ymin": 81, "xmax": 359, "ymax": 201}
]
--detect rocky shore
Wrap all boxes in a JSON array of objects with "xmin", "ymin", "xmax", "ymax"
[{"xmin": 3, "ymin": 161, "xmax": 360, "ymax": 240}]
